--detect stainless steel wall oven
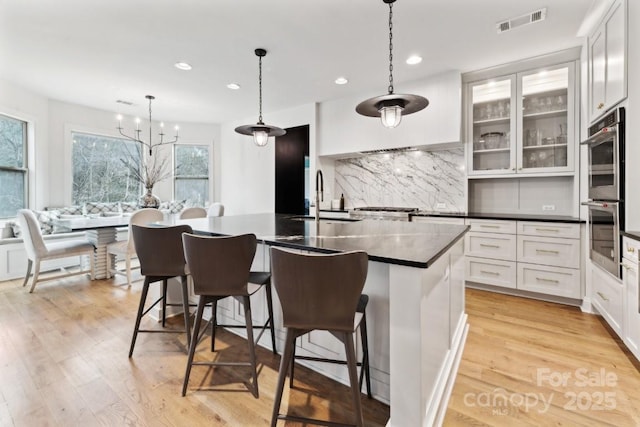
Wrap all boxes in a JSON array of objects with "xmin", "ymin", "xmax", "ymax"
[{"xmin": 582, "ymin": 107, "xmax": 625, "ymax": 278}]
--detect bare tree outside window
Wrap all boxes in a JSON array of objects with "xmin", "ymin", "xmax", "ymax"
[
  {"xmin": 72, "ymin": 132, "xmax": 142, "ymax": 204},
  {"xmin": 0, "ymin": 114, "xmax": 27, "ymax": 218},
  {"xmin": 174, "ymin": 145, "xmax": 209, "ymax": 206}
]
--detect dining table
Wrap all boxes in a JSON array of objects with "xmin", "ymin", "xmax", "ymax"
[{"xmin": 53, "ymin": 215, "xmax": 131, "ymax": 279}]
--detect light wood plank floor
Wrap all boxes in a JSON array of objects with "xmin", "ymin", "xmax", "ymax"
[
  {"xmin": 444, "ymin": 288, "xmax": 640, "ymax": 426},
  {"xmin": 1, "ymin": 274, "xmax": 639, "ymax": 426}
]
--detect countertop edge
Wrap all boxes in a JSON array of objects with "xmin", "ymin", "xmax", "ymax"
[{"xmin": 410, "ymin": 212, "xmax": 584, "ymax": 223}]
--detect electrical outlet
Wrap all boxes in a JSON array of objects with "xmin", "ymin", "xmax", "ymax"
[
  {"xmin": 436, "ymin": 202, "xmax": 447, "ymax": 210},
  {"xmin": 542, "ymin": 204, "xmax": 556, "ymax": 211}
]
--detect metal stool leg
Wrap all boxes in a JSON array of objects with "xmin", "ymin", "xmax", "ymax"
[
  {"xmin": 183, "ymin": 297, "xmax": 207, "ymax": 396},
  {"xmin": 129, "ymin": 278, "xmax": 151, "ymax": 357},
  {"xmin": 271, "ymin": 329, "xmax": 297, "ymax": 427}
]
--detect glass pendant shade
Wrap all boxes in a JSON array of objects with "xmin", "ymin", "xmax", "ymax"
[
  {"xmin": 379, "ymin": 105, "xmax": 403, "ymax": 128},
  {"xmin": 253, "ymin": 129, "xmax": 269, "ymax": 146}
]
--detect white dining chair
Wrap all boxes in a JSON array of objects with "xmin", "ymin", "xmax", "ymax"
[
  {"xmin": 179, "ymin": 207, "xmax": 207, "ymax": 219},
  {"xmin": 106, "ymin": 208, "xmax": 164, "ymax": 287},
  {"xmin": 18, "ymin": 209, "xmax": 95, "ymax": 293},
  {"xmin": 207, "ymin": 203, "xmax": 224, "ymax": 217}
]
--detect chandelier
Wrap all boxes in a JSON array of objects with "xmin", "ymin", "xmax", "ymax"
[
  {"xmin": 116, "ymin": 95, "xmax": 179, "ymax": 155},
  {"xmin": 356, "ymin": 0, "xmax": 429, "ymax": 128},
  {"xmin": 235, "ymin": 48, "xmax": 286, "ymax": 146}
]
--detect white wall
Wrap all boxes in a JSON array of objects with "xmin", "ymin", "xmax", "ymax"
[
  {"xmin": 219, "ymin": 103, "xmax": 316, "ymax": 215},
  {"xmin": 317, "ymin": 70, "xmax": 462, "ymax": 156}
]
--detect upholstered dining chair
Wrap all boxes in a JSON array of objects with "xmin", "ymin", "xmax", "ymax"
[
  {"xmin": 181, "ymin": 232, "xmax": 263, "ymax": 397},
  {"xmin": 129, "ymin": 224, "xmax": 193, "ymax": 357},
  {"xmin": 270, "ymin": 247, "xmax": 369, "ymax": 427},
  {"xmin": 207, "ymin": 202, "xmax": 224, "ymax": 217},
  {"xmin": 17, "ymin": 209, "xmax": 95, "ymax": 293},
  {"xmin": 106, "ymin": 208, "xmax": 164, "ymax": 287},
  {"xmin": 179, "ymin": 207, "xmax": 207, "ymax": 219}
]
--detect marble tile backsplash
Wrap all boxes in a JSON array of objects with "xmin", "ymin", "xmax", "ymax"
[{"xmin": 335, "ymin": 148, "xmax": 466, "ymax": 212}]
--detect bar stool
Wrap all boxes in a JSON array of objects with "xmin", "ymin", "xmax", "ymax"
[
  {"xmin": 289, "ymin": 293, "xmax": 372, "ymax": 398},
  {"xmin": 181, "ymin": 232, "xmax": 263, "ymax": 398},
  {"xmin": 270, "ymin": 247, "xmax": 369, "ymax": 427},
  {"xmin": 210, "ymin": 270, "xmax": 278, "ymax": 355},
  {"xmin": 128, "ymin": 224, "xmax": 193, "ymax": 357}
]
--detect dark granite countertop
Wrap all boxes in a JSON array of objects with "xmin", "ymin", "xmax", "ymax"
[
  {"xmin": 173, "ymin": 213, "xmax": 469, "ymax": 269},
  {"xmin": 410, "ymin": 211, "xmax": 584, "ymax": 223},
  {"xmin": 319, "ymin": 208, "xmax": 349, "ymax": 213},
  {"xmin": 621, "ymin": 231, "xmax": 640, "ymax": 241}
]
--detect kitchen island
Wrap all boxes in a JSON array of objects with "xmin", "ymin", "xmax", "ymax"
[{"xmin": 171, "ymin": 213, "xmax": 469, "ymax": 427}]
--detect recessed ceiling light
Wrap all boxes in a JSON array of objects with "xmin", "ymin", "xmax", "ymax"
[
  {"xmin": 406, "ymin": 55, "xmax": 422, "ymax": 65},
  {"xmin": 227, "ymin": 83, "xmax": 241, "ymax": 90},
  {"xmin": 174, "ymin": 62, "xmax": 192, "ymax": 71},
  {"xmin": 335, "ymin": 77, "xmax": 348, "ymax": 85}
]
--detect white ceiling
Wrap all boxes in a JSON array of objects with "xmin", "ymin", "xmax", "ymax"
[{"xmin": 0, "ymin": 0, "xmax": 596, "ymax": 124}]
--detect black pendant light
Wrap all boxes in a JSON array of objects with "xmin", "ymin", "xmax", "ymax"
[
  {"xmin": 235, "ymin": 48, "xmax": 286, "ymax": 146},
  {"xmin": 356, "ymin": 0, "xmax": 429, "ymax": 128}
]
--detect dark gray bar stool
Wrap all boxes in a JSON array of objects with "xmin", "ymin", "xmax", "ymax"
[
  {"xmin": 290, "ymin": 293, "xmax": 372, "ymax": 398},
  {"xmin": 129, "ymin": 224, "xmax": 193, "ymax": 357},
  {"xmin": 181, "ymin": 232, "xmax": 261, "ymax": 398},
  {"xmin": 270, "ymin": 247, "xmax": 369, "ymax": 427}
]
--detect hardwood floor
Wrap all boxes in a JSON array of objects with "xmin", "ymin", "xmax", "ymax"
[
  {"xmin": 444, "ymin": 288, "xmax": 640, "ymax": 427},
  {"xmin": 1, "ymin": 275, "xmax": 639, "ymax": 426}
]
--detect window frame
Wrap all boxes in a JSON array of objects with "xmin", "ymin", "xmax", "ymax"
[
  {"xmin": 0, "ymin": 113, "xmax": 28, "ymax": 219},
  {"xmin": 173, "ymin": 143, "xmax": 210, "ymax": 205}
]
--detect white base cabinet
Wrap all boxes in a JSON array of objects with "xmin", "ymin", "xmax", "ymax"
[
  {"xmin": 621, "ymin": 237, "xmax": 640, "ymax": 360},
  {"xmin": 464, "ymin": 218, "xmax": 582, "ymax": 300}
]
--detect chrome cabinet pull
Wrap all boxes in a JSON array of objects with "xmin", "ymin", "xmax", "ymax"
[
  {"xmin": 536, "ymin": 277, "xmax": 559, "ymax": 284},
  {"xmin": 479, "ymin": 224, "xmax": 500, "ymax": 229},
  {"xmin": 536, "ymin": 249, "xmax": 560, "ymax": 254},
  {"xmin": 536, "ymin": 227, "xmax": 559, "ymax": 233},
  {"xmin": 480, "ymin": 243, "xmax": 500, "ymax": 248},
  {"xmin": 596, "ymin": 291, "xmax": 609, "ymax": 302},
  {"xmin": 480, "ymin": 270, "xmax": 500, "ymax": 276},
  {"xmin": 627, "ymin": 246, "xmax": 636, "ymax": 254}
]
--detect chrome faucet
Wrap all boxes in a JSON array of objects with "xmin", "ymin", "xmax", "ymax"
[{"xmin": 315, "ymin": 169, "xmax": 324, "ymax": 222}]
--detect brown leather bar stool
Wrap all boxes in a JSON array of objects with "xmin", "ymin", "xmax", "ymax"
[
  {"xmin": 270, "ymin": 247, "xmax": 369, "ymax": 427},
  {"xmin": 128, "ymin": 224, "xmax": 193, "ymax": 357},
  {"xmin": 210, "ymin": 270, "xmax": 278, "ymax": 355},
  {"xmin": 181, "ymin": 232, "xmax": 262, "ymax": 397},
  {"xmin": 289, "ymin": 293, "xmax": 372, "ymax": 398}
]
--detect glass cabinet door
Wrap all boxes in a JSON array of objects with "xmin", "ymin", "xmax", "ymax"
[
  {"xmin": 519, "ymin": 66, "xmax": 570, "ymax": 171},
  {"xmin": 470, "ymin": 77, "xmax": 515, "ymax": 173}
]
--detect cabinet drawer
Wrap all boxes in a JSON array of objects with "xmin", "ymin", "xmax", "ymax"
[
  {"xmin": 517, "ymin": 263, "xmax": 580, "ymax": 299},
  {"xmin": 517, "ymin": 221, "xmax": 580, "ymax": 239},
  {"xmin": 591, "ymin": 264, "xmax": 623, "ymax": 334},
  {"xmin": 465, "ymin": 232, "xmax": 517, "ymax": 261},
  {"xmin": 622, "ymin": 236, "xmax": 640, "ymax": 264},
  {"xmin": 466, "ymin": 257, "xmax": 517, "ymax": 289},
  {"xmin": 465, "ymin": 219, "xmax": 516, "ymax": 234},
  {"xmin": 517, "ymin": 235, "xmax": 580, "ymax": 269}
]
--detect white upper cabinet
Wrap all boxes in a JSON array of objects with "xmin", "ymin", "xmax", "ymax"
[
  {"xmin": 466, "ymin": 62, "xmax": 576, "ymax": 177},
  {"xmin": 588, "ymin": 0, "xmax": 627, "ymax": 123}
]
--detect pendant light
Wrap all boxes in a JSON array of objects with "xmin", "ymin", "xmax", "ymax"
[
  {"xmin": 356, "ymin": 0, "xmax": 429, "ymax": 128},
  {"xmin": 235, "ymin": 48, "xmax": 286, "ymax": 146}
]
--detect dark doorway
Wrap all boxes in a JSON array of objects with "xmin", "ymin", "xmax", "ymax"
[{"xmin": 275, "ymin": 125, "xmax": 309, "ymax": 215}]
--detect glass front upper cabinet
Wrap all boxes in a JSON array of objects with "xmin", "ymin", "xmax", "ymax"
[{"xmin": 467, "ymin": 62, "xmax": 575, "ymax": 176}]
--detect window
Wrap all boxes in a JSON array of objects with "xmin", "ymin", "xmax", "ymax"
[
  {"xmin": 72, "ymin": 132, "xmax": 142, "ymax": 204},
  {"xmin": 0, "ymin": 114, "xmax": 27, "ymax": 218},
  {"xmin": 174, "ymin": 144, "xmax": 209, "ymax": 206}
]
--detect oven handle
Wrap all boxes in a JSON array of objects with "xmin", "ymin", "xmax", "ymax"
[
  {"xmin": 581, "ymin": 201, "xmax": 618, "ymax": 208},
  {"xmin": 580, "ymin": 125, "xmax": 618, "ymax": 146}
]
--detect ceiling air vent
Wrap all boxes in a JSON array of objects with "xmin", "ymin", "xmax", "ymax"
[
  {"xmin": 496, "ymin": 8, "xmax": 547, "ymax": 34},
  {"xmin": 116, "ymin": 99, "xmax": 134, "ymax": 106}
]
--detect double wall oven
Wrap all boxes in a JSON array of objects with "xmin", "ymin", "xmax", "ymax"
[{"xmin": 582, "ymin": 107, "xmax": 625, "ymax": 278}]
